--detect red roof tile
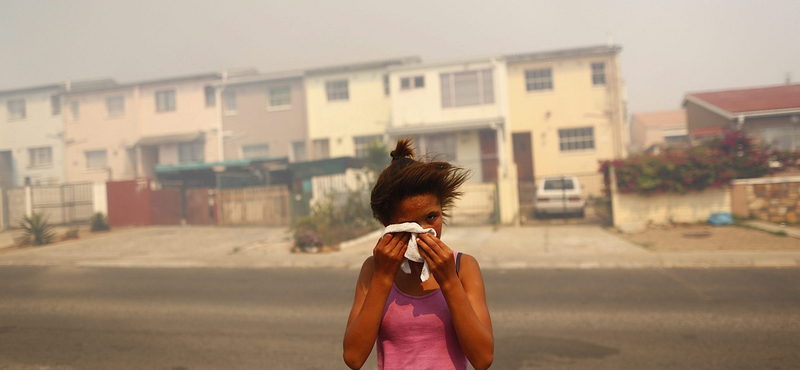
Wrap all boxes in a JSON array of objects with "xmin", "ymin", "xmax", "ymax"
[{"xmin": 687, "ymin": 83, "xmax": 800, "ymax": 114}]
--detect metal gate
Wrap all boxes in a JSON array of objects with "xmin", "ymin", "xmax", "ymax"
[
  {"xmin": 219, "ymin": 185, "xmax": 290, "ymax": 226},
  {"xmin": 450, "ymin": 182, "xmax": 497, "ymax": 225},
  {"xmin": 30, "ymin": 183, "xmax": 94, "ymax": 225}
]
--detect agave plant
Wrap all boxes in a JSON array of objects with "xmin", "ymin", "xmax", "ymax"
[
  {"xmin": 89, "ymin": 212, "xmax": 110, "ymax": 232},
  {"xmin": 18, "ymin": 213, "xmax": 56, "ymax": 246}
]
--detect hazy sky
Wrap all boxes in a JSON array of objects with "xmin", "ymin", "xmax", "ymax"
[{"xmin": 2, "ymin": 0, "xmax": 798, "ymax": 115}]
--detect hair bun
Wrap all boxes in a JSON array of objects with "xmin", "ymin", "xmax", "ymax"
[{"xmin": 390, "ymin": 138, "xmax": 415, "ymax": 161}]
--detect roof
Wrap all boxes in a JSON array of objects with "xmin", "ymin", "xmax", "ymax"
[
  {"xmin": 0, "ymin": 83, "xmax": 64, "ymax": 97},
  {"xmin": 506, "ymin": 44, "xmax": 622, "ymax": 64},
  {"xmin": 216, "ymin": 70, "xmax": 305, "ymax": 87},
  {"xmin": 630, "ymin": 110, "xmax": 686, "ymax": 128},
  {"xmin": 684, "ymin": 83, "xmax": 800, "ymax": 117},
  {"xmin": 304, "ymin": 56, "xmax": 421, "ymax": 76}
]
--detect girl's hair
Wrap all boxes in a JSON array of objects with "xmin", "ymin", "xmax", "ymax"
[{"xmin": 371, "ymin": 138, "xmax": 470, "ymax": 225}]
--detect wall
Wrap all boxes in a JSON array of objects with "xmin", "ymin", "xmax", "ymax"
[
  {"xmin": 221, "ymin": 77, "xmax": 307, "ymax": 161},
  {"xmin": 506, "ymin": 52, "xmax": 623, "ymax": 197},
  {"xmin": 64, "ymin": 88, "xmax": 139, "ymax": 182},
  {"xmin": 684, "ymin": 100, "xmax": 732, "ymax": 136},
  {"xmin": 611, "ymin": 185, "xmax": 731, "ymax": 228},
  {"xmin": 732, "ymin": 176, "xmax": 800, "ymax": 223},
  {"xmin": 0, "ymin": 88, "xmax": 66, "ymax": 185},
  {"xmin": 304, "ymin": 69, "xmax": 391, "ymax": 158}
]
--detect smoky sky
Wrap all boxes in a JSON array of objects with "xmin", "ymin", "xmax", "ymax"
[{"xmin": 2, "ymin": 0, "xmax": 799, "ymax": 115}]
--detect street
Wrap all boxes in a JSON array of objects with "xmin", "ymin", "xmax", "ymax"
[{"xmin": 1, "ymin": 266, "xmax": 798, "ymax": 369}]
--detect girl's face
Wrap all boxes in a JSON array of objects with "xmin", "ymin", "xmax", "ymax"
[{"xmin": 389, "ymin": 193, "xmax": 443, "ymax": 237}]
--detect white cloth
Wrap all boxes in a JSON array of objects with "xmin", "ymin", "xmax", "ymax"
[{"xmin": 382, "ymin": 222, "xmax": 437, "ymax": 282}]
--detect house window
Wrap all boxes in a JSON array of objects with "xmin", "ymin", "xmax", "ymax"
[
  {"xmin": 204, "ymin": 86, "xmax": 216, "ymax": 107},
  {"xmin": 7, "ymin": 99, "xmax": 25, "ymax": 120},
  {"xmin": 106, "ymin": 96, "xmax": 125, "ymax": 117},
  {"xmin": 383, "ymin": 74, "xmax": 390, "ymax": 96},
  {"xmin": 179, "ymin": 141, "xmax": 205, "ymax": 163},
  {"xmin": 51, "ymin": 95, "xmax": 61, "ymax": 115},
  {"xmin": 353, "ymin": 135, "xmax": 382, "ymax": 158},
  {"xmin": 592, "ymin": 62, "xmax": 606, "ymax": 85},
  {"xmin": 155, "ymin": 89, "xmax": 176, "ymax": 112},
  {"xmin": 242, "ymin": 143, "xmax": 270, "ymax": 159},
  {"xmin": 525, "ymin": 68, "xmax": 553, "ymax": 91},
  {"xmin": 312, "ymin": 139, "xmax": 330, "ymax": 160},
  {"xmin": 28, "ymin": 147, "xmax": 52, "ymax": 167},
  {"xmin": 325, "ymin": 80, "xmax": 349, "ymax": 101},
  {"xmin": 85, "ymin": 150, "xmax": 108, "ymax": 170},
  {"xmin": 440, "ymin": 69, "xmax": 494, "ymax": 108},
  {"xmin": 69, "ymin": 101, "xmax": 80, "ymax": 121},
  {"xmin": 292, "ymin": 141, "xmax": 307, "ymax": 162},
  {"xmin": 763, "ymin": 125, "xmax": 800, "ymax": 151},
  {"xmin": 268, "ymin": 86, "xmax": 291, "ymax": 108},
  {"xmin": 424, "ymin": 133, "xmax": 456, "ymax": 160},
  {"xmin": 558, "ymin": 127, "xmax": 595, "ymax": 152},
  {"xmin": 223, "ymin": 91, "xmax": 237, "ymax": 113},
  {"xmin": 401, "ymin": 76, "xmax": 425, "ymax": 90}
]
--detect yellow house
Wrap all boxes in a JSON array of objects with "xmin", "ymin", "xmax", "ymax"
[
  {"xmin": 506, "ymin": 45, "xmax": 626, "ymax": 197},
  {"xmin": 303, "ymin": 57, "xmax": 419, "ymax": 160}
]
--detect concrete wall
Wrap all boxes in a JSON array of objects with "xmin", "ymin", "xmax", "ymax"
[
  {"xmin": 304, "ymin": 69, "xmax": 391, "ymax": 159},
  {"xmin": 611, "ymin": 186, "xmax": 731, "ymax": 228},
  {"xmin": 732, "ymin": 176, "xmax": 800, "ymax": 223},
  {"xmin": 221, "ymin": 77, "xmax": 307, "ymax": 161},
  {"xmin": 0, "ymin": 88, "xmax": 66, "ymax": 185},
  {"xmin": 64, "ymin": 88, "xmax": 139, "ymax": 182}
]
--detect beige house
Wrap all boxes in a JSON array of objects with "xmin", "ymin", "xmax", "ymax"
[
  {"xmin": 387, "ymin": 55, "xmax": 519, "ymax": 224},
  {"xmin": 63, "ymin": 73, "xmax": 224, "ymax": 183},
  {"xmin": 216, "ymin": 70, "xmax": 308, "ymax": 162},
  {"xmin": 506, "ymin": 45, "xmax": 627, "ymax": 197},
  {"xmin": 629, "ymin": 109, "xmax": 687, "ymax": 153},
  {"xmin": 303, "ymin": 57, "xmax": 419, "ymax": 160}
]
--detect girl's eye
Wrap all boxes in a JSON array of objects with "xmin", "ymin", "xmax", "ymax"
[{"xmin": 426, "ymin": 214, "xmax": 438, "ymax": 221}]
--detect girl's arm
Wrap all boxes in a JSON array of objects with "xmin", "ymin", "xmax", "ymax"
[
  {"xmin": 343, "ymin": 233, "xmax": 409, "ymax": 369},
  {"xmin": 417, "ymin": 234, "xmax": 494, "ymax": 370}
]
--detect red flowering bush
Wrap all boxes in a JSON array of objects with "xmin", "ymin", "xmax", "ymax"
[{"xmin": 600, "ymin": 130, "xmax": 800, "ymax": 196}]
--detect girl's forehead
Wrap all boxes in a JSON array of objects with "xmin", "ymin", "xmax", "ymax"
[{"xmin": 395, "ymin": 194, "xmax": 440, "ymax": 213}]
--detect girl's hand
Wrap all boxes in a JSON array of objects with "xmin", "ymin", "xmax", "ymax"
[
  {"xmin": 372, "ymin": 232, "xmax": 409, "ymax": 284},
  {"xmin": 416, "ymin": 233, "xmax": 458, "ymax": 285}
]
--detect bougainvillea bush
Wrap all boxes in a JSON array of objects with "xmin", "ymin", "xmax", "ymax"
[{"xmin": 600, "ymin": 130, "xmax": 800, "ymax": 196}]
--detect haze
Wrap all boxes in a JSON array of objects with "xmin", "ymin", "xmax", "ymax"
[{"xmin": 2, "ymin": 0, "xmax": 798, "ymax": 115}]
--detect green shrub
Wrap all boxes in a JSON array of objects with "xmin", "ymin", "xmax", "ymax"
[
  {"xmin": 292, "ymin": 187, "xmax": 380, "ymax": 248},
  {"xmin": 62, "ymin": 227, "xmax": 80, "ymax": 241},
  {"xmin": 18, "ymin": 213, "xmax": 56, "ymax": 246},
  {"xmin": 90, "ymin": 212, "xmax": 110, "ymax": 232}
]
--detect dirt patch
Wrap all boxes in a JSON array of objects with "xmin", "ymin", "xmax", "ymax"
[{"xmin": 613, "ymin": 223, "xmax": 800, "ymax": 252}]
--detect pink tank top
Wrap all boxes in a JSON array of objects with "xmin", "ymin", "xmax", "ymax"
[{"xmin": 377, "ymin": 251, "xmax": 467, "ymax": 370}]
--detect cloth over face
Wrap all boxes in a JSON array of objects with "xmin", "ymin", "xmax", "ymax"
[{"xmin": 382, "ymin": 222, "xmax": 437, "ymax": 282}]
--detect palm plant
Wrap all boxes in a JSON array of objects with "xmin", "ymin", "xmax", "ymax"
[
  {"xmin": 18, "ymin": 213, "xmax": 56, "ymax": 246},
  {"xmin": 90, "ymin": 212, "xmax": 110, "ymax": 232}
]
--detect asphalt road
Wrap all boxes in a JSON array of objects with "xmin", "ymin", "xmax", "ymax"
[{"xmin": 1, "ymin": 267, "xmax": 799, "ymax": 370}]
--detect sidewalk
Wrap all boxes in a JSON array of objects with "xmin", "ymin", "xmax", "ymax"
[{"xmin": 1, "ymin": 223, "xmax": 799, "ymax": 269}]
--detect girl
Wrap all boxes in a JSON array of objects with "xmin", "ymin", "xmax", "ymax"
[{"xmin": 343, "ymin": 138, "xmax": 494, "ymax": 370}]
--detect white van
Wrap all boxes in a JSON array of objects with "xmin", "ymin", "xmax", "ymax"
[{"xmin": 533, "ymin": 176, "xmax": 585, "ymax": 217}]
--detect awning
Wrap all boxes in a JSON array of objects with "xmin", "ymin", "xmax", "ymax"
[
  {"xmin": 387, "ymin": 117, "xmax": 504, "ymax": 136},
  {"xmin": 138, "ymin": 132, "xmax": 204, "ymax": 146},
  {"xmin": 155, "ymin": 157, "xmax": 288, "ymax": 174}
]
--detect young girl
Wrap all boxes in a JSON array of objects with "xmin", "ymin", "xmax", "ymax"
[{"xmin": 343, "ymin": 139, "xmax": 494, "ymax": 370}]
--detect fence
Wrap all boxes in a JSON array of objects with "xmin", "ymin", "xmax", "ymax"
[
  {"xmin": 450, "ymin": 182, "xmax": 497, "ymax": 225},
  {"xmin": 218, "ymin": 185, "xmax": 290, "ymax": 226},
  {"xmin": 731, "ymin": 175, "xmax": 800, "ymax": 223},
  {"xmin": 2, "ymin": 183, "xmax": 96, "ymax": 228}
]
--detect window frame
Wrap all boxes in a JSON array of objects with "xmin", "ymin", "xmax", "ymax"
[
  {"xmin": 7, "ymin": 99, "xmax": 26, "ymax": 120},
  {"xmin": 268, "ymin": 85, "xmax": 292, "ymax": 110},
  {"xmin": 241, "ymin": 143, "xmax": 271, "ymax": 159},
  {"xmin": 105, "ymin": 95, "xmax": 125, "ymax": 117},
  {"xmin": 85, "ymin": 149, "xmax": 108, "ymax": 171},
  {"xmin": 178, "ymin": 141, "xmax": 205, "ymax": 163},
  {"xmin": 204, "ymin": 86, "xmax": 216, "ymax": 107},
  {"xmin": 440, "ymin": 69, "xmax": 494, "ymax": 108},
  {"xmin": 558, "ymin": 127, "xmax": 595, "ymax": 152},
  {"xmin": 69, "ymin": 101, "xmax": 80, "ymax": 121},
  {"xmin": 353, "ymin": 135, "xmax": 383, "ymax": 158},
  {"xmin": 28, "ymin": 146, "xmax": 53, "ymax": 168},
  {"xmin": 325, "ymin": 79, "xmax": 349, "ymax": 102},
  {"xmin": 525, "ymin": 68, "xmax": 554, "ymax": 92},
  {"xmin": 591, "ymin": 62, "xmax": 606, "ymax": 86},
  {"xmin": 155, "ymin": 89, "xmax": 176, "ymax": 112},
  {"xmin": 222, "ymin": 90, "xmax": 237, "ymax": 114},
  {"xmin": 51, "ymin": 95, "xmax": 61, "ymax": 116}
]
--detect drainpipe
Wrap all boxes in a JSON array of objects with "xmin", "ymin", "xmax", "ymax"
[{"xmin": 736, "ymin": 115, "xmax": 745, "ymax": 130}]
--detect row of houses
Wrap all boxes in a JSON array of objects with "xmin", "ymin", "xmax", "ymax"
[
  {"xmin": 0, "ymin": 44, "xmax": 628, "ymax": 225},
  {"xmin": 630, "ymin": 83, "xmax": 800, "ymax": 154}
]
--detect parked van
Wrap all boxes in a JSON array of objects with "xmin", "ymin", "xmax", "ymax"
[{"xmin": 533, "ymin": 176, "xmax": 585, "ymax": 217}]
